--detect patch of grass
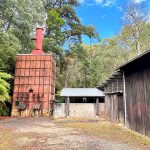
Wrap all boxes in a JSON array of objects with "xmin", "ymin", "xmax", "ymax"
[{"xmin": 55, "ymin": 118, "xmax": 150, "ymax": 149}]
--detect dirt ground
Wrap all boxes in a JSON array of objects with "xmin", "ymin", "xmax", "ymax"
[{"xmin": 0, "ymin": 117, "xmax": 149, "ymax": 150}]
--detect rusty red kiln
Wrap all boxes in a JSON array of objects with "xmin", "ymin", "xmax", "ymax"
[{"xmin": 11, "ymin": 28, "xmax": 56, "ymax": 116}]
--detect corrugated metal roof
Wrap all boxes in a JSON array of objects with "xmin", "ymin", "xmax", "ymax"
[
  {"xmin": 117, "ymin": 49, "xmax": 150, "ymax": 70},
  {"xmin": 60, "ymin": 88, "xmax": 104, "ymax": 97},
  {"xmin": 97, "ymin": 70, "xmax": 122, "ymax": 90}
]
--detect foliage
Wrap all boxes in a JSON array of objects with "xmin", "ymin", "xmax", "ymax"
[
  {"xmin": 0, "ymin": 72, "xmax": 11, "ymax": 102},
  {"xmin": 65, "ymin": 40, "xmax": 128, "ymax": 88},
  {"xmin": 0, "ymin": 102, "xmax": 10, "ymax": 116},
  {"xmin": 44, "ymin": 0, "xmax": 97, "ymax": 44},
  {"xmin": 0, "ymin": 72, "xmax": 11, "ymax": 115},
  {"xmin": 43, "ymin": 9, "xmax": 65, "ymax": 56},
  {"xmin": 43, "ymin": 0, "xmax": 98, "ymax": 93},
  {"xmin": 122, "ymin": 1, "xmax": 149, "ymax": 55},
  {"xmin": 44, "ymin": 1, "xmax": 98, "ymax": 55},
  {"xmin": 0, "ymin": 69, "xmax": 12, "ymax": 116},
  {"xmin": 0, "ymin": 31, "xmax": 21, "ymax": 73},
  {"xmin": 0, "ymin": 0, "xmax": 45, "ymax": 52}
]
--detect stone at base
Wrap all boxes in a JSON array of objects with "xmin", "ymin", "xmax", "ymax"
[{"xmin": 11, "ymin": 108, "xmax": 51, "ymax": 117}]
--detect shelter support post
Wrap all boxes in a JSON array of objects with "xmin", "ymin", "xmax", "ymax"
[
  {"xmin": 67, "ymin": 96, "xmax": 70, "ymax": 117},
  {"xmin": 96, "ymin": 98, "xmax": 99, "ymax": 117}
]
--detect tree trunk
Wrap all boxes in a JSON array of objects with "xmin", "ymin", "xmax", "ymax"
[{"xmin": 135, "ymin": 26, "xmax": 141, "ymax": 55}]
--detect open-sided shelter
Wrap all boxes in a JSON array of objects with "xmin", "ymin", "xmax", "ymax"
[{"xmin": 53, "ymin": 88, "xmax": 104, "ymax": 118}]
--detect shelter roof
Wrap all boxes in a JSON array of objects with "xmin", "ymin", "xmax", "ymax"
[{"xmin": 60, "ymin": 88, "xmax": 104, "ymax": 97}]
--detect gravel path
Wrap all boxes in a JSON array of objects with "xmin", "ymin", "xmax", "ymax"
[{"xmin": 0, "ymin": 117, "xmax": 139, "ymax": 150}]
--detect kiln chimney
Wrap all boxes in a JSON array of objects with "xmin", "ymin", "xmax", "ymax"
[{"xmin": 31, "ymin": 28, "xmax": 45, "ymax": 54}]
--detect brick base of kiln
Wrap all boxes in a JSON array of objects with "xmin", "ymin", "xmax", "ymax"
[{"xmin": 11, "ymin": 108, "xmax": 51, "ymax": 117}]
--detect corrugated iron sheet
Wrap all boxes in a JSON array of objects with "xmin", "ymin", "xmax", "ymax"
[{"xmin": 60, "ymin": 88, "xmax": 104, "ymax": 97}]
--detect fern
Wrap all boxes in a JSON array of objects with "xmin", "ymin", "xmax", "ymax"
[{"xmin": 0, "ymin": 72, "xmax": 11, "ymax": 102}]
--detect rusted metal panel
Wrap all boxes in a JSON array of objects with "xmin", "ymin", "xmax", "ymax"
[
  {"xmin": 35, "ymin": 69, "xmax": 40, "ymax": 76},
  {"xmin": 20, "ymin": 69, "xmax": 25, "ymax": 76},
  {"xmin": 14, "ymin": 77, "xmax": 19, "ymax": 84},
  {"xmin": 15, "ymin": 69, "xmax": 20, "ymax": 76},
  {"xmin": 44, "ymin": 85, "xmax": 49, "ymax": 93},
  {"xmin": 36, "ymin": 61, "xmax": 41, "ymax": 68},
  {"xmin": 35, "ymin": 77, "xmax": 39, "ymax": 85},
  {"xmin": 24, "ymin": 77, "xmax": 29, "ymax": 84},
  {"xmin": 14, "ymin": 85, "xmax": 19, "ymax": 92},
  {"xmin": 30, "ymin": 69, "xmax": 35, "ymax": 77},
  {"xmin": 12, "ymin": 54, "xmax": 56, "ymax": 117},
  {"xmin": 41, "ymin": 61, "xmax": 45, "ymax": 68},
  {"xmin": 21, "ymin": 60, "xmax": 26, "ymax": 68},
  {"xmin": 26, "ymin": 61, "xmax": 30, "ymax": 68},
  {"xmin": 39, "ymin": 85, "xmax": 43, "ymax": 93},
  {"xmin": 20, "ymin": 77, "xmax": 24, "ymax": 84},
  {"xmin": 17, "ymin": 61, "xmax": 22, "ymax": 68}
]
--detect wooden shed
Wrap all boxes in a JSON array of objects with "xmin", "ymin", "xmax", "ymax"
[
  {"xmin": 98, "ymin": 71, "xmax": 124, "ymax": 124},
  {"xmin": 119, "ymin": 50, "xmax": 150, "ymax": 137},
  {"xmin": 99, "ymin": 50, "xmax": 150, "ymax": 137}
]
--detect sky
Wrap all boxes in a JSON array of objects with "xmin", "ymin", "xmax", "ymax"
[{"xmin": 75, "ymin": 0, "xmax": 149, "ymax": 44}]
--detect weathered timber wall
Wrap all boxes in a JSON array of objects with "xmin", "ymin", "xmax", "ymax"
[
  {"xmin": 105, "ymin": 94, "xmax": 124, "ymax": 124},
  {"xmin": 104, "ymin": 76, "xmax": 123, "ymax": 93},
  {"xmin": 125, "ymin": 69, "xmax": 150, "ymax": 137}
]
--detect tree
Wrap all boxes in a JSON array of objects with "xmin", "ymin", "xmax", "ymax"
[
  {"xmin": 0, "ymin": 0, "xmax": 45, "ymax": 52},
  {"xmin": 44, "ymin": 0, "xmax": 97, "ymax": 50},
  {"xmin": 63, "ymin": 38, "xmax": 128, "ymax": 88},
  {"xmin": 122, "ymin": 1, "xmax": 149, "ymax": 55},
  {"xmin": 0, "ymin": 31, "xmax": 21, "ymax": 73},
  {"xmin": 43, "ymin": 0, "xmax": 98, "ymax": 90}
]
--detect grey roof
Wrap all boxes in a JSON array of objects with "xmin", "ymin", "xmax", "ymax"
[
  {"xmin": 117, "ymin": 49, "xmax": 150, "ymax": 70},
  {"xmin": 98, "ymin": 70, "xmax": 122, "ymax": 90},
  {"xmin": 60, "ymin": 88, "xmax": 104, "ymax": 97}
]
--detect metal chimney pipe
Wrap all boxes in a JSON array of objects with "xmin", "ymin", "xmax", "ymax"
[
  {"xmin": 31, "ymin": 28, "xmax": 45, "ymax": 54},
  {"xmin": 36, "ymin": 28, "xmax": 44, "ymax": 50}
]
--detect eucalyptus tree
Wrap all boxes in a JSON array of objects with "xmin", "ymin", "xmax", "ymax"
[
  {"xmin": 122, "ymin": 0, "xmax": 149, "ymax": 55},
  {"xmin": 43, "ymin": 0, "xmax": 98, "ymax": 89}
]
